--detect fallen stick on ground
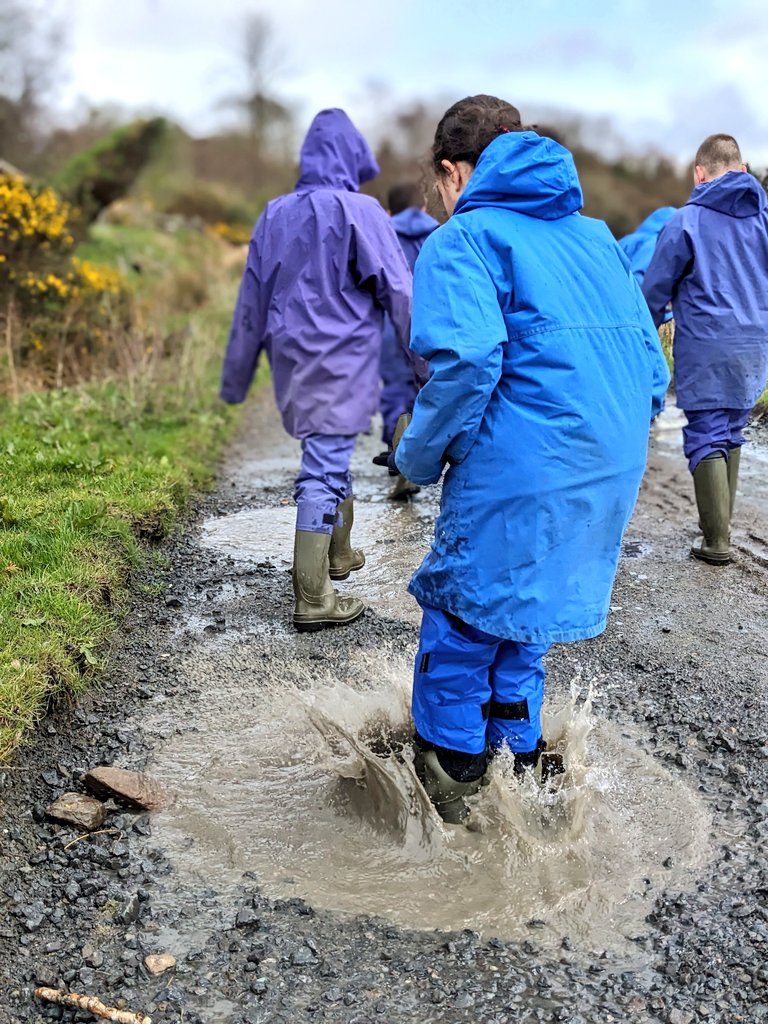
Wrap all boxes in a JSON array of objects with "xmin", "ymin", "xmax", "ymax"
[
  {"xmin": 34, "ymin": 987, "xmax": 153, "ymax": 1024},
  {"xmin": 63, "ymin": 827, "xmax": 122, "ymax": 851}
]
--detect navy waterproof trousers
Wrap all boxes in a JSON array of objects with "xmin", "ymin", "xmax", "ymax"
[{"xmin": 682, "ymin": 407, "xmax": 750, "ymax": 473}]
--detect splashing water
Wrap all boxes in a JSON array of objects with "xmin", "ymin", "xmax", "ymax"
[{"xmin": 148, "ymin": 647, "xmax": 711, "ymax": 955}]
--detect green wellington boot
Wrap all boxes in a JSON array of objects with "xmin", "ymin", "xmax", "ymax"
[
  {"xmin": 388, "ymin": 473, "xmax": 421, "ymax": 501},
  {"xmin": 414, "ymin": 749, "xmax": 483, "ymax": 825},
  {"xmin": 328, "ymin": 498, "xmax": 365, "ymax": 581},
  {"xmin": 293, "ymin": 530, "xmax": 364, "ymax": 632},
  {"xmin": 691, "ymin": 454, "xmax": 731, "ymax": 565},
  {"xmin": 727, "ymin": 446, "xmax": 741, "ymax": 524},
  {"xmin": 387, "ymin": 412, "xmax": 420, "ymax": 501}
]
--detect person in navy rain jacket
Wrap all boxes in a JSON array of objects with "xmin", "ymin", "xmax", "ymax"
[
  {"xmin": 390, "ymin": 95, "xmax": 669, "ymax": 824},
  {"xmin": 378, "ymin": 182, "xmax": 439, "ymax": 499},
  {"xmin": 642, "ymin": 134, "xmax": 768, "ymax": 566}
]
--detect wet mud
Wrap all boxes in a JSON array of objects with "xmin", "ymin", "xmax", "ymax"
[{"xmin": 1, "ymin": 392, "xmax": 767, "ymax": 1024}]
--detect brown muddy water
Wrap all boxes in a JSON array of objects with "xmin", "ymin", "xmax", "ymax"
[
  {"xmin": 143, "ymin": 420, "xmax": 718, "ymax": 961},
  {"xmin": 200, "ymin": 501, "xmax": 433, "ymax": 625},
  {"xmin": 146, "ymin": 649, "xmax": 711, "ymax": 957}
]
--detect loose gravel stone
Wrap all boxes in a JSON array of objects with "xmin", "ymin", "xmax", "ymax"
[
  {"xmin": 1, "ymin": 401, "xmax": 766, "ymax": 1024},
  {"xmin": 45, "ymin": 793, "xmax": 106, "ymax": 830}
]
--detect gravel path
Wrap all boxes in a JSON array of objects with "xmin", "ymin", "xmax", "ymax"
[{"xmin": 1, "ymin": 394, "xmax": 766, "ymax": 1024}]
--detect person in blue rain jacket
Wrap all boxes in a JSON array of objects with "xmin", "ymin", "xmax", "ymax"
[
  {"xmin": 378, "ymin": 182, "xmax": 439, "ymax": 499},
  {"xmin": 390, "ymin": 96, "xmax": 669, "ymax": 823},
  {"xmin": 619, "ymin": 207, "xmax": 677, "ymax": 285},
  {"xmin": 642, "ymin": 134, "xmax": 768, "ymax": 566},
  {"xmin": 619, "ymin": 208, "xmax": 677, "ymax": 332}
]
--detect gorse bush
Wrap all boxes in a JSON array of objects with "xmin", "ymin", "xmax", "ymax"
[
  {"xmin": 0, "ymin": 173, "xmax": 75, "ymax": 279},
  {"xmin": 0, "ymin": 173, "xmax": 133, "ymax": 392}
]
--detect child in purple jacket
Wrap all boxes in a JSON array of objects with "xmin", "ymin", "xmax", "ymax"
[{"xmin": 220, "ymin": 109, "xmax": 411, "ymax": 630}]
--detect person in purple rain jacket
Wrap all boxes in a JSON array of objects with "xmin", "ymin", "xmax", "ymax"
[
  {"xmin": 220, "ymin": 108, "xmax": 412, "ymax": 632},
  {"xmin": 642, "ymin": 134, "xmax": 768, "ymax": 565},
  {"xmin": 378, "ymin": 182, "xmax": 439, "ymax": 500}
]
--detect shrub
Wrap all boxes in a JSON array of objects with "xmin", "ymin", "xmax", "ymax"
[
  {"xmin": 0, "ymin": 173, "xmax": 132, "ymax": 392},
  {"xmin": 57, "ymin": 118, "xmax": 167, "ymax": 224}
]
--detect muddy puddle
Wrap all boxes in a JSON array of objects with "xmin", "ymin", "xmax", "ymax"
[
  {"xmin": 146, "ymin": 646, "xmax": 712, "ymax": 958},
  {"xmin": 144, "ymin": 423, "xmax": 718, "ymax": 959},
  {"xmin": 200, "ymin": 502, "xmax": 435, "ymax": 625}
]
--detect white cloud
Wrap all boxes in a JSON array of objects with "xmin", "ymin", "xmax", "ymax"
[{"xmin": 50, "ymin": 0, "xmax": 768, "ymax": 162}]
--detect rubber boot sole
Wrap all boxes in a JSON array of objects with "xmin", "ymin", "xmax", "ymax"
[
  {"xmin": 690, "ymin": 545, "xmax": 731, "ymax": 566},
  {"xmin": 293, "ymin": 604, "xmax": 365, "ymax": 633},
  {"xmin": 328, "ymin": 554, "xmax": 365, "ymax": 582}
]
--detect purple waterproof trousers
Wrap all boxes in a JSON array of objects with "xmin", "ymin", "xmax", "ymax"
[
  {"xmin": 682, "ymin": 408, "xmax": 751, "ymax": 473},
  {"xmin": 294, "ymin": 434, "xmax": 357, "ymax": 534}
]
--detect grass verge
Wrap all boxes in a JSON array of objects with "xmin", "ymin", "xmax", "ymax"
[{"xmin": 0, "ymin": 224, "xmax": 251, "ymax": 762}]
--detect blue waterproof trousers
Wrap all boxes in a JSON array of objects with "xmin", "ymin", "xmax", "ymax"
[
  {"xmin": 294, "ymin": 434, "xmax": 357, "ymax": 534},
  {"xmin": 682, "ymin": 408, "xmax": 751, "ymax": 473},
  {"xmin": 412, "ymin": 605, "xmax": 549, "ymax": 769}
]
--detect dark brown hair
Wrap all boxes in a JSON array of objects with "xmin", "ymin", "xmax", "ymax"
[
  {"xmin": 432, "ymin": 95, "xmax": 524, "ymax": 174},
  {"xmin": 388, "ymin": 182, "xmax": 425, "ymax": 215},
  {"xmin": 695, "ymin": 134, "xmax": 742, "ymax": 175}
]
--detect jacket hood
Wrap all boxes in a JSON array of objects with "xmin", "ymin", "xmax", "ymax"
[
  {"xmin": 632, "ymin": 207, "xmax": 678, "ymax": 236},
  {"xmin": 296, "ymin": 108, "xmax": 380, "ymax": 192},
  {"xmin": 455, "ymin": 131, "xmax": 583, "ymax": 220},
  {"xmin": 619, "ymin": 207, "xmax": 677, "ymax": 255},
  {"xmin": 391, "ymin": 206, "xmax": 439, "ymax": 240},
  {"xmin": 687, "ymin": 171, "xmax": 766, "ymax": 219}
]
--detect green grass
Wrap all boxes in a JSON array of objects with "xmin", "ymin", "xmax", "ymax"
[
  {"xmin": 0, "ymin": 383, "xmax": 239, "ymax": 760},
  {"xmin": 0, "ymin": 221, "xmax": 253, "ymax": 761}
]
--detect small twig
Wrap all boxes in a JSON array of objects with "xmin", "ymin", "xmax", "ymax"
[
  {"xmin": 63, "ymin": 827, "xmax": 122, "ymax": 850},
  {"xmin": 34, "ymin": 987, "xmax": 153, "ymax": 1023}
]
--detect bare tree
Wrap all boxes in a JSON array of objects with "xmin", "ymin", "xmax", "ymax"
[
  {"xmin": 218, "ymin": 13, "xmax": 293, "ymax": 161},
  {"xmin": 0, "ymin": 0, "xmax": 66, "ymax": 169}
]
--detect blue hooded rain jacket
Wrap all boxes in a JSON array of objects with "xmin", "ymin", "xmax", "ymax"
[
  {"xmin": 619, "ymin": 207, "xmax": 677, "ymax": 285},
  {"xmin": 641, "ymin": 171, "xmax": 768, "ymax": 411},
  {"xmin": 396, "ymin": 131, "xmax": 669, "ymax": 644}
]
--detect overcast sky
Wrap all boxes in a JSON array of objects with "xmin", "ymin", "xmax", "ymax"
[{"xmin": 55, "ymin": 0, "xmax": 768, "ymax": 165}]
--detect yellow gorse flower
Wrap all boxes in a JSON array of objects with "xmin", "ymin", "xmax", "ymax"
[
  {"xmin": 1, "ymin": 174, "xmax": 126, "ymax": 313},
  {"xmin": 71, "ymin": 257, "xmax": 123, "ymax": 295},
  {"xmin": 0, "ymin": 175, "xmax": 74, "ymax": 250}
]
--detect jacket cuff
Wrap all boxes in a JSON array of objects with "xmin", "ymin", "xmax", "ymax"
[{"xmin": 219, "ymin": 386, "xmax": 246, "ymax": 404}]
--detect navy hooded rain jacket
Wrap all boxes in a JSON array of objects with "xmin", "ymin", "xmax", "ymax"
[{"xmin": 642, "ymin": 171, "xmax": 768, "ymax": 410}]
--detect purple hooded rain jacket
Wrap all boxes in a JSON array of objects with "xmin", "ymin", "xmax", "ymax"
[{"xmin": 220, "ymin": 108, "xmax": 412, "ymax": 438}]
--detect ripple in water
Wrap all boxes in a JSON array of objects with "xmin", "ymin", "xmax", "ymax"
[{"xmin": 148, "ymin": 649, "xmax": 712, "ymax": 956}]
